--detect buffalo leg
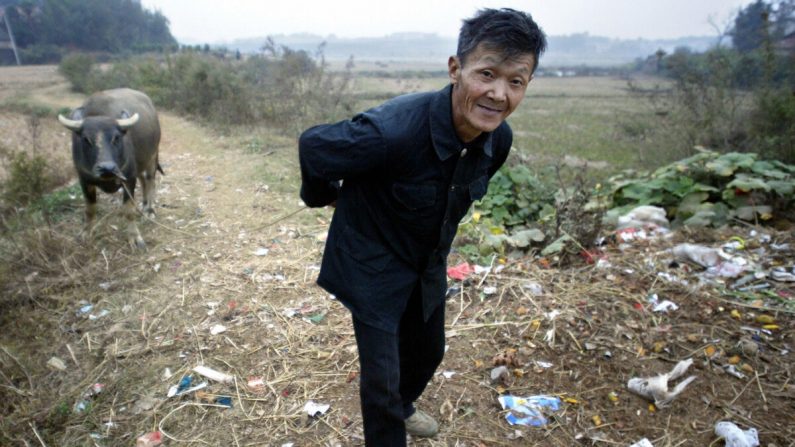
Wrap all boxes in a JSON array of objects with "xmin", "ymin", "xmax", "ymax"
[
  {"xmin": 140, "ymin": 167, "xmax": 157, "ymax": 218},
  {"xmin": 122, "ymin": 178, "xmax": 145, "ymax": 249},
  {"xmin": 81, "ymin": 181, "xmax": 97, "ymax": 238}
]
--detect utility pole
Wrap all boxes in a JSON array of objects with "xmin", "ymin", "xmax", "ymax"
[{"xmin": 0, "ymin": 7, "xmax": 22, "ymax": 65}]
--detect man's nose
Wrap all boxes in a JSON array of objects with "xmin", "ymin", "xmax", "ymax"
[{"xmin": 488, "ymin": 80, "xmax": 508, "ymax": 102}]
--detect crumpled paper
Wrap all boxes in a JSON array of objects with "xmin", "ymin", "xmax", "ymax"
[
  {"xmin": 303, "ymin": 400, "xmax": 330, "ymax": 417},
  {"xmin": 627, "ymin": 359, "xmax": 696, "ymax": 407},
  {"xmin": 714, "ymin": 421, "xmax": 759, "ymax": 447},
  {"xmin": 498, "ymin": 395, "xmax": 562, "ymax": 426}
]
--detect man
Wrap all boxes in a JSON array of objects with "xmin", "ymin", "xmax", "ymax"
[{"xmin": 299, "ymin": 8, "xmax": 546, "ymax": 445}]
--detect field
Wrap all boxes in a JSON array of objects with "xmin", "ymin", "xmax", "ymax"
[{"xmin": 0, "ymin": 65, "xmax": 793, "ymax": 447}]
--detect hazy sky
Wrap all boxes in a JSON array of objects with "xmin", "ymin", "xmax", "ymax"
[{"xmin": 140, "ymin": 0, "xmax": 753, "ymax": 43}]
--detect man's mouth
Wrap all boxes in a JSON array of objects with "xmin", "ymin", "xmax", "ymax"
[{"xmin": 477, "ymin": 104, "xmax": 504, "ymax": 114}]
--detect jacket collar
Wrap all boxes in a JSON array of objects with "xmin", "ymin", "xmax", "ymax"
[{"xmin": 430, "ymin": 84, "xmax": 494, "ymax": 161}]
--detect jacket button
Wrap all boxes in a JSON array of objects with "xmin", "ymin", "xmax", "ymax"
[{"xmin": 461, "ymin": 148, "xmax": 468, "ymax": 157}]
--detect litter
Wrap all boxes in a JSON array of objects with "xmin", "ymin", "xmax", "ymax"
[
  {"xmin": 498, "ymin": 395, "xmax": 563, "ymax": 427},
  {"xmin": 474, "ymin": 264, "xmax": 491, "ymax": 274},
  {"xmin": 524, "ymin": 282, "xmax": 543, "ymax": 295},
  {"xmin": 617, "ymin": 205, "xmax": 669, "ymax": 230},
  {"xmin": 629, "ymin": 438, "xmax": 654, "ymax": 447},
  {"xmin": 724, "ymin": 364, "xmax": 747, "ymax": 379},
  {"xmin": 46, "ymin": 356, "xmax": 67, "ymax": 371},
  {"xmin": 671, "ymin": 243, "xmax": 725, "ymax": 268},
  {"xmin": 136, "ymin": 431, "xmax": 162, "ymax": 447},
  {"xmin": 167, "ymin": 376, "xmax": 208, "ymax": 397},
  {"xmin": 247, "ymin": 376, "xmax": 266, "ymax": 393},
  {"xmin": 706, "ymin": 260, "xmax": 747, "ymax": 278},
  {"xmin": 447, "ymin": 262, "xmax": 474, "ymax": 281},
  {"xmin": 771, "ymin": 267, "xmax": 795, "ymax": 282},
  {"xmin": 74, "ymin": 383, "xmax": 105, "ymax": 412},
  {"xmin": 77, "ymin": 304, "xmax": 93, "ymax": 315},
  {"xmin": 303, "ymin": 400, "xmax": 330, "ymax": 417},
  {"xmin": 210, "ymin": 324, "xmax": 227, "ymax": 335},
  {"xmin": 88, "ymin": 309, "xmax": 110, "ymax": 320},
  {"xmin": 193, "ymin": 365, "xmax": 234, "ymax": 383},
  {"xmin": 653, "ymin": 300, "xmax": 679, "ymax": 313},
  {"xmin": 714, "ymin": 421, "xmax": 759, "ymax": 447},
  {"xmin": 627, "ymin": 358, "xmax": 696, "ymax": 407},
  {"xmin": 254, "ymin": 247, "xmax": 269, "ymax": 256},
  {"xmin": 215, "ymin": 396, "xmax": 233, "ymax": 408},
  {"xmin": 490, "ymin": 366, "xmax": 510, "ymax": 383},
  {"xmin": 482, "ymin": 286, "xmax": 498, "ymax": 295}
]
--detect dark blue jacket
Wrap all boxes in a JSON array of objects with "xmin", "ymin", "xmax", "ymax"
[{"xmin": 299, "ymin": 84, "xmax": 512, "ymax": 333}]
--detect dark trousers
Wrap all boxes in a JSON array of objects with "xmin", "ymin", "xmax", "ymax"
[{"xmin": 351, "ymin": 287, "xmax": 446, "ymax": 446}]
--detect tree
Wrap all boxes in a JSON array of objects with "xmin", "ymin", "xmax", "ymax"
[
  {"xmin": 2, "ymin": 0, "xmax": 177, "ymax": 63},
  {"xmin": 731, "ymin": 0, "xmax": 772, "ymax": 52}
]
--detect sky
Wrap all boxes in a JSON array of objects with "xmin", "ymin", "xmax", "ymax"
[{"xmin": 140, "ymin": 0, "xmax": 754, "ymax": 44}]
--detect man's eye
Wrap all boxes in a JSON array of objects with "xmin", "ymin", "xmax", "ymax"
[{"xmin": 481, "ymin": 70, "xmax": 494, "ymax": 78}]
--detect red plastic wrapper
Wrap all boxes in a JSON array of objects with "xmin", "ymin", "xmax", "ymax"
[
  {"xmin": 136, "ymin": 431, "xmax": 162, "ymax": 447},
  {"xmin": 447, "ymin": 262, "xmax": 474, "ymax": 281}
]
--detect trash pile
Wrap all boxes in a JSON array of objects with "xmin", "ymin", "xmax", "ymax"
[{"xmin": 443, "ymin": 205, "xmax": 793, "ymax": 446}]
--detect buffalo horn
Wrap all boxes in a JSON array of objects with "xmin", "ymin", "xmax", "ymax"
[
  {"xmin": 57, "ymin": 114, "xmax": 84, "ymax": 132},
  {"xmin": 116, "ymin": 113, "xmax": 140, "ymax": 130}
]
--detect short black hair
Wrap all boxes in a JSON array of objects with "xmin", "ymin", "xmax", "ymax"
[{"xmin": 457, "ymin": 8, "xmax": 547, "ymax": 72}]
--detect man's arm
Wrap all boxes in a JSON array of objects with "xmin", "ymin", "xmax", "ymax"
[{"xmin": 298, "ymin": 113, "xmax": 387, "ymax": 208}]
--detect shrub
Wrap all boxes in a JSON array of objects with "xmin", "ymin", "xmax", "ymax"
[
  {"xmin": 58, "ymin": 53, "xmax": 96, "ymax": 93},
  {"xmin": 58, "ymin": 46, "xmax": 356, "ymax": 134},
  {"xmin": 1, "ymin": 150, "xmax": 50, "ymax": 207}
]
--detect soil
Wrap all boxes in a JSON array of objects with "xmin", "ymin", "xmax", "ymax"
[{"xmin": 0, "ymin": 67, "xmax": 793, "ymax": 447}]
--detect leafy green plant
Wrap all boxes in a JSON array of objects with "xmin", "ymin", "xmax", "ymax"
[
  {"xmin": 475, "ymin": 164, "xmax": 556, "ymax": 228},
  {"xmin": 602, "ymin": 150, "xmax": 795, "ymax": 227},
  {"xmin": 455, "ymin": 162, "xmax": 604, "ymax": 265}
]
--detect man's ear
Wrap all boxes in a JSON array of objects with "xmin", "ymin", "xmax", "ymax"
[{"xmin": 448, "ymin": 56, "xmax": 461, "ymax": 85}]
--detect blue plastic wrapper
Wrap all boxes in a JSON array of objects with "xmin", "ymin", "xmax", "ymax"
[
  {"xmin": 215, "ymin": 396, "xmax": 233, "ymax": 408},
  {"xmin": 498, "ymin": 395, "xmax": 563, "ymax": 427},
  {"xmin": 177, "ymin": 376, "xmax": 192, "ymax": 393}
]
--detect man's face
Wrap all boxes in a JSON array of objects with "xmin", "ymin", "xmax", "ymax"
[{"xmin": 448, "ymin": 44, "xmax": 535, "ymax": 143}]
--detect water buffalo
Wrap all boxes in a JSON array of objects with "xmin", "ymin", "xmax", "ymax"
[{"xmin": 58, "ymin": 88, "xmax": 162, "ymax": 249}]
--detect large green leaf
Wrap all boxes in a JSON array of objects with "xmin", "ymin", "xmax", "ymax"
[
  {"xmin": 751, "ymin": 161, "xmax": 789, "ymax": 179},
  {"xmin": 768, "ymin": 180, "xmax": 795, "ymax": 195},
  {"xmin": 726, "ymin": 174, "xmax": 772, "ymax": 192},
  {"xmin": 706, "ymin": 152, "xmax": 757, "ymax": 176},
  {"xmin": 541, "ymin": 235, "xmax": 572, "ymax": 256},
  {"xmin": 619, "ymin": 183, "xmax": 656, "ymax": 200},
  {"xmin": 506, "ymin": 229, "xmax": 546, "ymax": 248},
  {"xmin": 682, "ymin": 208, "xmax": 716, "ymax": 227},
  {"xmin": 732, "ymin": 205, "xmax": 773, "ymax": 221},
  {"xmin": 677, "ymin": 192, "xmax": 710, "ymax": 215}
]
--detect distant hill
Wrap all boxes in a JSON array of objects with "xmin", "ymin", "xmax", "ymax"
[{"xmin": 211, "ymin": 32, "xmax": 719, "ymax": 67}]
